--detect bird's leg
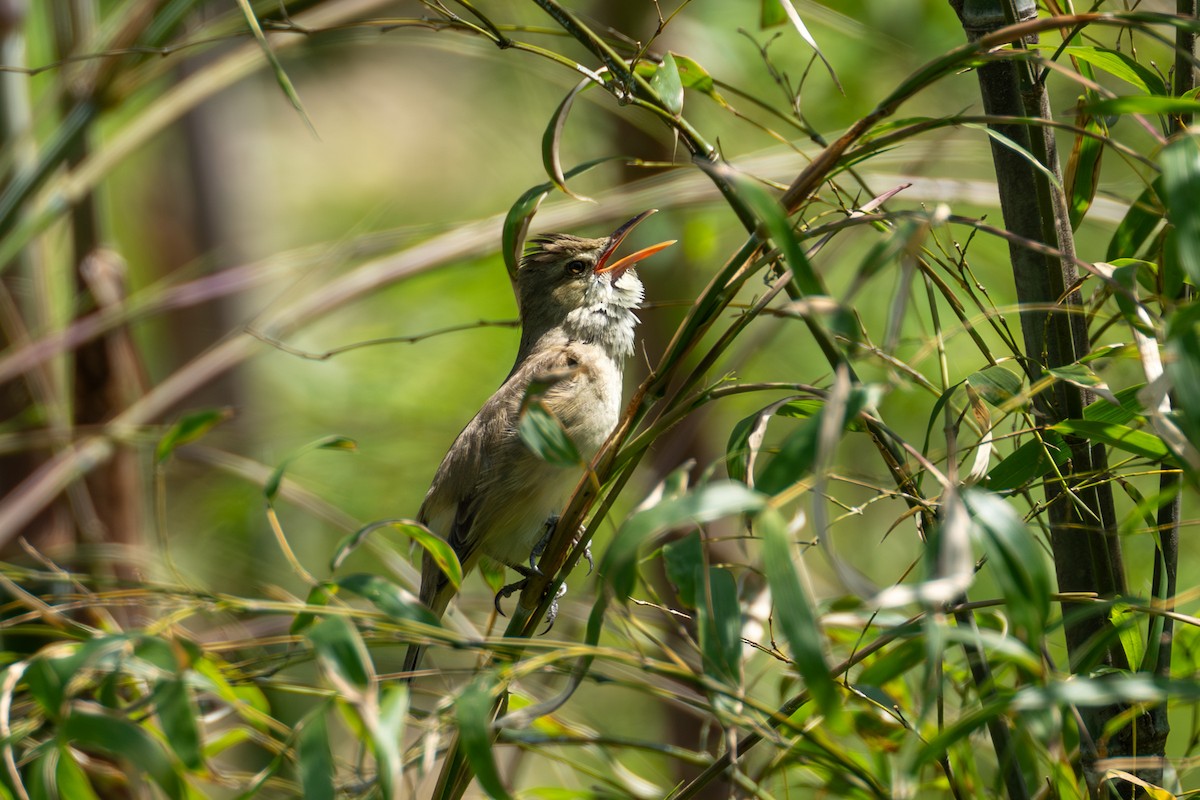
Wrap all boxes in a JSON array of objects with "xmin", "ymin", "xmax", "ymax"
[
  {"xmin": 493, "ymin": 515, "xmax": 591, "ymax": 627},
  {"xmin": 529, "ymin": 514, "xmax": 593, "ymax": 574}
]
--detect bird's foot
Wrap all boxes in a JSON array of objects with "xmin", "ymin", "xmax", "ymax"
[
  {"xmin": 492, "ymin": 567, "xmax": 568, "ymax": 635},
  {"xmin": 532, "ymin": 515, "xmax": 593, "ymax": 575}
]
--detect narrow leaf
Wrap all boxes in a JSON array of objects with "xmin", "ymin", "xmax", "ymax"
[
  {"xmin": 297, "ymin": 708, "xmax": 335, "ymax": 800},
  {"xmin": 265, "ymin": 435, "xmax": 357, "ymax": 503},
  {"xmin": 156, "ymin": 408, "xmax": 233, "ymax": 463},
  {"xmin": 1161, "ymin": 133, "xmax": 1200, "ymax": 286},
  {"xmin": 1052, "ymin": 419, "xmax": 1176, "ymax": 464},
  {"xmin": 519, "ymin": 399, "xmax": 582, "ymax": 467},
  {"xmin": 331, "ymin": 518, "xmax": 462, "ymax": 589},
  {"xmin": 308, "ymin": 616, "xmax": 374, "ymax": 698},
  {"xmin": 235, "ymin": 0, "xmax": 315, "ymax": 135},
  {"xmin": 61, "ymin": 710, "xmax": 184, "ymax": 799},
  {"xmin": 152, "ymin": 677, "xmax": 202, "ymax": 770},
  {"xmin": 650, "ymin": 52, "xmax": 684, "ymax": 116},
  {"xmin": 542, "ymin": 81, "xmax": 593, "ymax": 201},
  {"xmin": 455, "ymin": 677, "xmax": 511, "ymax": 800},
  {"xmin": 501, "ymin": 157, "xmax": 619, "ymax": 289},
  {"xmin": 758, "ymin": 508, "xmax": 840, "ymax": 718},
  {"xmin": 966, "ymin": 364, "xmax": 1024, "ymax": 407},
  {"xmin": 662, "ymin": 531, "xmax": 703, "ymax": 608}
]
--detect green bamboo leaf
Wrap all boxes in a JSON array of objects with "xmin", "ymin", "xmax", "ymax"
[
  {"xmin": 726, "ymin": 169, "xmax": 825, "ymax": 297},
  {"xmin": 501, "ymin": 157, "xmax": 620, "ymax": 288},
  {"xmin": 601, "ymin": 482, "xmax": 764, "ymax": 600},
  {"xmin": 1083, "ymin": 95, "xmax": 1200, "ymax": 116},
  {"xmin": 966, "ymin": 123, "xmax": 1062, "ymax": 190},
  {"xmin": 1084, "ymin": 386, "xmax": 1147, "ymax": 429},
  {"xmin": 1161, "ymin": 133, "xmax": 1200, "ymax": 286},
  {"xmin": 455, "ymin": 676, "xmax": 511, "ymax": 800},
  {"xmin": 662, "ymin": 531, "xmax": 703, "ymax": 608},
  {"xmin": 308, "ymin": 616, "xmax": 374, "ymax": 697},
  {"xmin": 650, "ymin": 52, "xmax": 684, "ymax": 116},
  {"xmin": 291, "ymin": 582, "xmax": 334, "ymax": 635},
  {"xmin": 1109, "ymin": 603, "xmax": 1144, "ymax": 675},
  {"xmin": 52, "ymin": 750, "xmax": 98, "ymax": 800},
  {"xmin": 61, "ymin": 709, "xmax": 184, "ymax": 799},
  {"xmin": 726, "ymin": 396, "xmax": 816, "ymax": 487},
  {"xmin": 1108, "ymin": 262, "xmax": 1156, "ymax": 336},
  {"xmin": 1106, "ymin": 180, "xmax": 1164, "ymax": 261},
  {"xmin": 697, "ymin": 567, "xmax": 742, "ymax": 689},
  {"xmin": 337, "ymin": 573, "xmax": 442, "ymax": 627},
  {"xmin": 235, "ymin": 0, "xmax": 315, "ymax": 135},
  {"xmin": 1166, "ymin": 308, "xmax": 1200, "ymax": 450},
  {"xmin": 542, "ymin": 81, "xmax": 593, "ymax": 202},
  {"xmin": 1053, "ymin": 46, "xmax": 1166, "ymax": 95},
  {"xmin": 757, "ymin": 508, "xmax": 840, "ymax": 719},
  {"xmin": 760, "ymin": 0, "xmax": 787, "ymax": 27},
  {"xmin": 152, "ymin": 677, "xmax": 202, "ymax": 770},
  {"xmin": 156, "ymin": 408, "xmax": 234, "ymax": 463},
  {"xmin": 985, "ymin": 431, "xmax": 1069, "ymax": 492},
  {"xmin": 964, "ymin": 489, "xmax": 1050, "ymax": 642},
  {"xmin": 519, "ymin": 399, "xmax": 582, "ymax": 467},
  {"xmin": 330, "ymin": 518, "xmax": 462, "ymax": 590},
  {"xmin": 297, "ymin": 708, "xmax": 335, "ymax": 800},
  {"xmin": 965, "ymin": 364, "xmax": 1024, "ymax": 407},
  {"xmin": 1065, "ymin": 108, "xmax": 1106, "ymax": 230},
  {"xmin": 1051, "ymin": 419, "xmax": 1176, "ymax": 464},
  {"xmin": 373, "ymin": 684, "xmax": 408, "ymax": 799},
  {"xmin": 757, "ymin": 388, "xmax": 870, "ymax": 496},
  {"xmin": 1047, "ymin": 363, "xmax": 1120, "ymax": 405},
  {"xmin": 265, "ymin": 435, "xmax": 357, "ymax": 502}
]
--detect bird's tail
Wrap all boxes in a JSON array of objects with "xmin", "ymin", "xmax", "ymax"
[{"xmin": 402, "ymin": 554, "xmax": 457, "ymax": 679}]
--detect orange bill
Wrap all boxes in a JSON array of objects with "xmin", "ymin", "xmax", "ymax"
[{"xmin": 595, "ymin": 209, "xmax": 675, "ymax": 278}]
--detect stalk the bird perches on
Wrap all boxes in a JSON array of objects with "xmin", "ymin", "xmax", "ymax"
[{"xmin": 402, "ymin": 210, "xmax": 675, "ymax": 679}]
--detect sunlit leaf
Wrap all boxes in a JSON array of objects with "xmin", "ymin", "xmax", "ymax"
[
  {"xmin": 155, "ymin": 408, "xmax": 234, "ymax": 463},
  {"xmin": 331, "ymin": 518, "xmax": 461, "ymax": 590},
  {"xmin": 1083, "ymin": 95, "xmax": 1200, "ymax": 116},
  {"xmin": 1051, "ymin": 419, "xmax": 1175, "ymax": 464},
  {"xmin": 966, "ymin": 364, "xmax": 1024, "ymax": 407},
  {"xmin": 1053, "ymin": 46, "xmax": 1166, "ymax": 95},
  {"xmin": 985, "ymin": 431, "xmax": 1069, "ymax": 492},
  {"xmin": 265, "ymin": 435, "xmax": 357, "ymax": 502},
  {"xmin": 650, "ymin": 52, "xmax": 684, "ymax": 116},
  {"xmin": 337, "ymin": 573, "xmax": 442, "ymax": 627},
  {"xmin": 601, "ymin": 482, "xmax": 764, "ymax": 600}
]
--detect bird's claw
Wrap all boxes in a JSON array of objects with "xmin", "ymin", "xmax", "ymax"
[{"xmin": 493, "ymin": 576, "xmax": 568, "ymax": 633}]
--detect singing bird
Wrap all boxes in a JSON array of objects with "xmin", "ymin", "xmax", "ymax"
[{"xmin": 403, "ymin": 210, "xmax": 674, "ymax": 677}]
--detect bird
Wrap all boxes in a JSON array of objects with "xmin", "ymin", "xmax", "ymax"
[{"xmin": 402, "ymin": 210, "xmax": 675, "ymax": 678}]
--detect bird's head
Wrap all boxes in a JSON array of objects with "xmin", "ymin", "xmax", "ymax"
[{"xmin": 517, "ymin": 209, "xmax": 674, "ymax": 322}]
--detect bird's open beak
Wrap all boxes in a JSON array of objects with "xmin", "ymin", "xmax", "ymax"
[{"xmin": 595, "ymin": 209, "xmax": 676, "ymax": 280}]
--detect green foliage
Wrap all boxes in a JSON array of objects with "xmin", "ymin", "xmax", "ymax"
[{"xmin": 1, "ymin": 3, "xmax": 1198, "ymax": 799}]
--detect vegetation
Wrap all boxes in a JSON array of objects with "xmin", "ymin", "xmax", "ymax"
[{"xmin": 0, "ymin": 1, "xmax": 1198, "ymax": 797}]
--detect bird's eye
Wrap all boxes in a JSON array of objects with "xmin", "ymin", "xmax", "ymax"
[{"xmin": 566, "ymin": 259, "xmax": 588, "ymax": 275}]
